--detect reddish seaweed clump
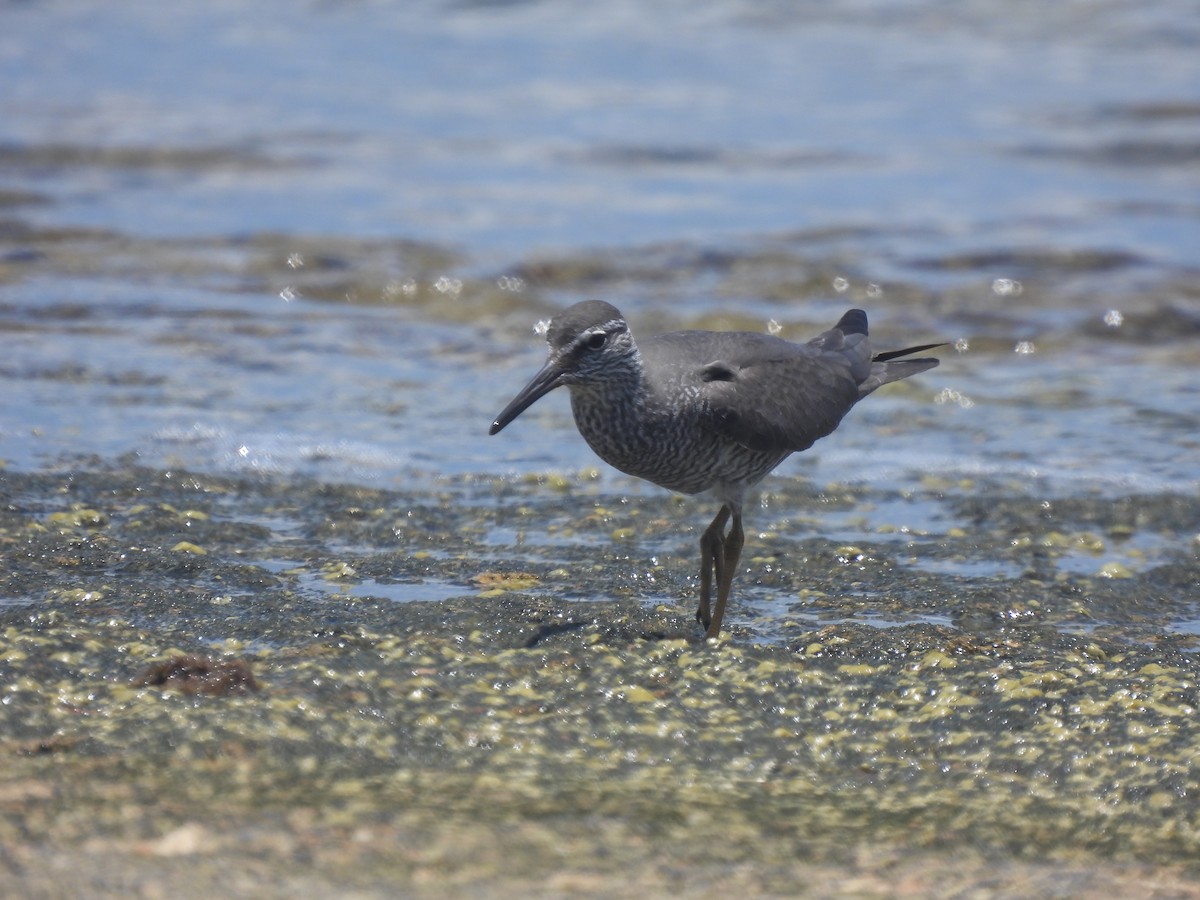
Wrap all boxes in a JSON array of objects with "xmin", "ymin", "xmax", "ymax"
[{"xmin": 137, "ymin": 655, "xmax": 260, "ymax": 696}]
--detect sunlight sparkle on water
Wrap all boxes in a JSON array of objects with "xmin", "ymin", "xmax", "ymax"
[
  {"xmin": 1104, "ymin": 309, "xmax": 1124, "ymax": 328},
  {"xmin": 934, "ymin": 387, "xmax": 975, "ymax": 409},
  {"xmin": 1014, "ymin": 340, "xmax": 1036, "ymax": 355},
  {"xmin": 383, "ymin": 279, "xmax": 419, "ymax": 300}
]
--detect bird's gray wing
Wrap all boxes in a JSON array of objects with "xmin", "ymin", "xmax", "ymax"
[{"xmin": 648, "ymin": 330, "xmax": 867, "ymax": 454}]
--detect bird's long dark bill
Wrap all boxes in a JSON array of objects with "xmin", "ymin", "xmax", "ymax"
[{"xmin": 489, "ymin": 360, "xmax": 565, "ymax": 435}]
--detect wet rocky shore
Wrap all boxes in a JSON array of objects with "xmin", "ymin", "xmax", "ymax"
[{"xmin": 2, "ymin": 464, "xmax": 1199, "ymax": 896}]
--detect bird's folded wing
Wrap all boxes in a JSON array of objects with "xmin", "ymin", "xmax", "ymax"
[{"xmin": 697, "ymin": 353, "xmax": 861, "ymax": 453}]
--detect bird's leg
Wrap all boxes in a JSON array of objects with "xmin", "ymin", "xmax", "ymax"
[
  {"xmin": 696, "ymin": 505, "xmax": 731, "ymax": 631},
  {"xmin": 705, "ymin": 506, "xmax": 744, "ymax": 639}
]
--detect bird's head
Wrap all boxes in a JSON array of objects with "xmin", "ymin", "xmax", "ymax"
[{"xmin": 489, "ymin": 300, "xmax": 638, "ymax": 435}]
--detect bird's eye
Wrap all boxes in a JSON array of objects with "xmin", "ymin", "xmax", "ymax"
[{"xmin": 586, "ymin": 332, "xmax": 607, "ymax": 350}]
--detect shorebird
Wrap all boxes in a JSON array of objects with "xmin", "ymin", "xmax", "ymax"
[{"xmin": 490, "ymin": 300, "xmax": 941, "ymax": 638}]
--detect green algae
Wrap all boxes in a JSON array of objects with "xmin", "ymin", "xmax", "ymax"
[{"xmin": 1, "ymin": 465, "xmax": 1200, "ymax": 895}]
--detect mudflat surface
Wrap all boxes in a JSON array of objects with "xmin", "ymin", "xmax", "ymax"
[{"xmin": 2, "ymin": 466, "xmax": 1199, "ymax": 897}]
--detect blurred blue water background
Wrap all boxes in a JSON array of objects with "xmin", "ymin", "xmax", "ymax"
[{"xmin": 1, "ymin": 0, "xmax": 1198, "ymax": 493}]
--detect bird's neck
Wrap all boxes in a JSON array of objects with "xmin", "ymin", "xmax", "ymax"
[{"xmin": 565, "ymin": 352, "xmax": 650, "ymax": 466}]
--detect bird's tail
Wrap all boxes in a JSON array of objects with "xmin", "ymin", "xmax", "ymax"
[{"xmin": 859, "ymin": 342, "xmax": 944, "ymax": 397}]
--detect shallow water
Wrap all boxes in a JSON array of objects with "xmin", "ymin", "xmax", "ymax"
[
  {"xmin": 2, "ymin": 1, "xmax": 1196, "ymax": 484},
  {"xmin": 2, "ymin": 0, "xmax": 1199, "ymax": 611}
]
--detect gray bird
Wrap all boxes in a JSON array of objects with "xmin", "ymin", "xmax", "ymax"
[{"xmin": 490, "ymin": 300, "xmax": 941, "ymax": 638}]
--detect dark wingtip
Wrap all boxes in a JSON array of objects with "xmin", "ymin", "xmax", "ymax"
[
  {"xmin": 872, "ymin": 341, "xmax": 948, "ymax": 362},
  {"xmin": 836, "ymin": 308, "xmax": 868, "ymax": 336}
]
